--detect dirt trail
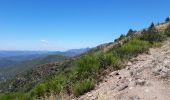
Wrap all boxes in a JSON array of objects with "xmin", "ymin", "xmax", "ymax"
[{"xmin": 74, "ymin": 39, "xmax": 170, "ymax": 100}]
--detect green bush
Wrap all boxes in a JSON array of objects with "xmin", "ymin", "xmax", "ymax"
[
  {"xmin": 30, "ymin": 74, "xmax": 66, "ymax": 97},
  {"xmin": 30, "ymin": 83, "xmax": 47, "ymax": 97},
  {"xmin": 141, "ymin": 32, "xmax": 165, "ymax": 42},
  {"xmin": 75, "ymin": 55, "xmax": 99, "ymax": 80},
  {"xmin": 46, "ymin": 80, "xmax": 63, "ymax": 94},
  {"xmin": 0, "ymin": 92, "xmax": 33, "ymax": 100},
  {"xmin": 50, "ymin": 74, "xmax": 66, "ymax": 94},
  {"xmin": 113, "ymin": 39, "xmax": 151, "ymax": 59},
  {"xmin": 72, "ymin": 79, "xmax": 94, "ymax": 97},
  {"xmin": 98, "ymin": 53, "xmax": 121, "ymax": 70},
  {"xmin": 140, "ymin": 24, "xmax": 165, "ymax": 43}
]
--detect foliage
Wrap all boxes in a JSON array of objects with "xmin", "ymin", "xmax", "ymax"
[
  {"xmin": 49, "ymin": 74, "xmax": 66, "ymax": 94},
  {"xmin": 75, "ymin": 55, "xmax": 99, "ymax": 80},
  {"xmin": 165, "ymin": 24, "xmax": 170, "ymax": 36},
  {"xmin": 152, "ymin": 42, "xmax": 161, "ymax": 48},
  {"xmin": 113, "ymin": 39, "xmax": 151, "ymax": 59},
  {"xmin": 126, "ymin": 29, "xmax": 136, "ymax": 36},
  {"xmin": 115, "ymin": 34, "xmax": 126, "ymax": 42},
  {"xmin": 165, "ymin": 17, "xmax": 170, "ymax": 22},
  {"xmin": 98, "ymin": 53, "xmax": 121, "ymax": 70},
  {"xmin": 140, "ymin": 23, "xmax": 165, "ymax": 43},
  {"xmin": 30, "ymin": 74, "xmax": 66, "ymax": 97},
  {"xmin": 72, "ymin": 79, "xmax": 94, "ymax": 97},
  {"xmin": 0, "ymin": 92, "xmax": 33, "ymax": 100},
  {"xmin": 30, "ymin": 83, "xmax": 47, "ymax": 97}
]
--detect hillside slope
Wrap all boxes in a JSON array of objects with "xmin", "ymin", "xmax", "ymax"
[
  {"xmin": 0, "ymin": 55, "xmax": 68, "ymax": 80},
  {"xmin": 0, "ymin": 20, "xmax": 170, "ymax": 100},
  {"xmin": 76, "ymin": 39, "xmax": 170, "ymax": 100}
]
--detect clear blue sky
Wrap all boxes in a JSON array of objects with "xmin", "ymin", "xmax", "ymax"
[{"xmin": 0, "ymin": 0, "xmax": 170, "ymax": 51}]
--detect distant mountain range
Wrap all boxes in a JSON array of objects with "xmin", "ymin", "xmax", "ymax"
[
  {"xmin": 0, "ymin": 48, "xmax": 90, "ymax": 68},
  {"xmin": 55, "ymin": 48, "xmax": 91, "ymax": 57},
  {"xmin": 0, "ymin": 51, "xmax": 55, "ymax": 68},
  {"xmin": 0, "ymin": 48, "xmax": 90, "ymax": 83}
]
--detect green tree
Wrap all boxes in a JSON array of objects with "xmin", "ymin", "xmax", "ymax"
[
  {"xmin": 119, "ymin": 34, "xmax": 125, "ymax": 40},
  {"xmin": 149, "ymin": 22, "xmax": 155, "ymax": 29},
  {"xmin": 127, "ymin": 29, "xmax": 135, "ymax": 36},
  {"xmin": 165, "ymin": 17, "xmax": 170, "ymax": 22},
  {"xmin": 72, "ymin": 79, "xmax": 94, "ymax": 97}
]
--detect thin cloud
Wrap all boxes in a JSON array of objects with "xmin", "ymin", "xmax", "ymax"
[{"xmin": 40, "ymin": 40, "xmax": 49, "ymax": 44}]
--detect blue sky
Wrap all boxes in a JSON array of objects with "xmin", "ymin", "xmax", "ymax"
[{"xmin": 0, "ymin": 0, "xmax": 170, "ymax": 51}]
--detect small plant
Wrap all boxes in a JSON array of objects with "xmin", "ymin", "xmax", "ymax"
[
  {"xmin": 98, "ymin": 53, "xmax": 121, "ymax": 70},
  {"xmin": 152, "ymin": 42, "xmax": 161, "ymax": 48},
  {"xmin": 51, "ymin": 74, "xmax": 66, "ymax": 94},
  {"xmin": 75, "ymin": 55, "xmax": 99, "ymax": 80},
  {"xmin": 30, "ymin": 83, "xmax": 47, "ymax": 97},
  {"xmin": 72, "ymin": 79, "xmax": 94, "ymax": 97}
]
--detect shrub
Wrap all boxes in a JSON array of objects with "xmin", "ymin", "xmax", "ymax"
[
  {"xmin": 113, "ymin": 39, "xmax": 151, "ymax": 59},
  {"xmin": 72, "ymin": 79, "xmax": 94, "ymax": 97},
  {"xmin": 165, "ymin": 24, "xmax": 170, "ymax": 36},
  {"xmin": 0, "ymin": 92, "xmax": 33, "ymax": 100},
  {"xmin": 75, "ymin": 55, "xmax": 99, "ymax": 80},
  {"xmin": 106, "ymin": 54, "xmax": 121, "ymax": 70},
  {"xmin": 126, "ymin": 29, "xmax": 136, "ymax": 37},
  {"xmin": 50, "ymin": 74, "xmax": 66, "ymax": 94},
  {"xmin": 30, "ymin": 83, "xmax": 47, "ymax": 97},
  {"xmin": 98, "ymin": 53, "xmax": 121, "ymax": 70},
  {"xmin": 152, "ymin": 42, "xmax": 161, "ymax": 48},
  {"xmin": 140, "ymin": 24, "xmax": 165, "ymax": 43}
]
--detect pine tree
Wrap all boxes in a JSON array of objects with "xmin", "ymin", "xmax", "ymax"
[
  {"xmin": 165, "ymin": 17, "xmax": 170, "ymax": 22},
  {"xmin": 149, "ymin": 22, "xmax": 155, "ymax": 29},
  {"xmin": 119, "ymin": 34, "xmax": 125, "ymax": 40},
  {"xmin": 127, "ymin": 29, "xmax": 135, "ymax": 36}
]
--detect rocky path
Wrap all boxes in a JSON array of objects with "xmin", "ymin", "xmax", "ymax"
[{"xmin": 75, "ymin": 40, "xmax": 170, "ymax": 100}]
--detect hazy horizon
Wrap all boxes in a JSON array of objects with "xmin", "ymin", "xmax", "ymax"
[
  {"xmin": 0, "ymin": 0, "xmax": 170, "ymax": 51},
  {"xmin": 0, "ymin": 47, "xmax": 91, "ymax": 52}
]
